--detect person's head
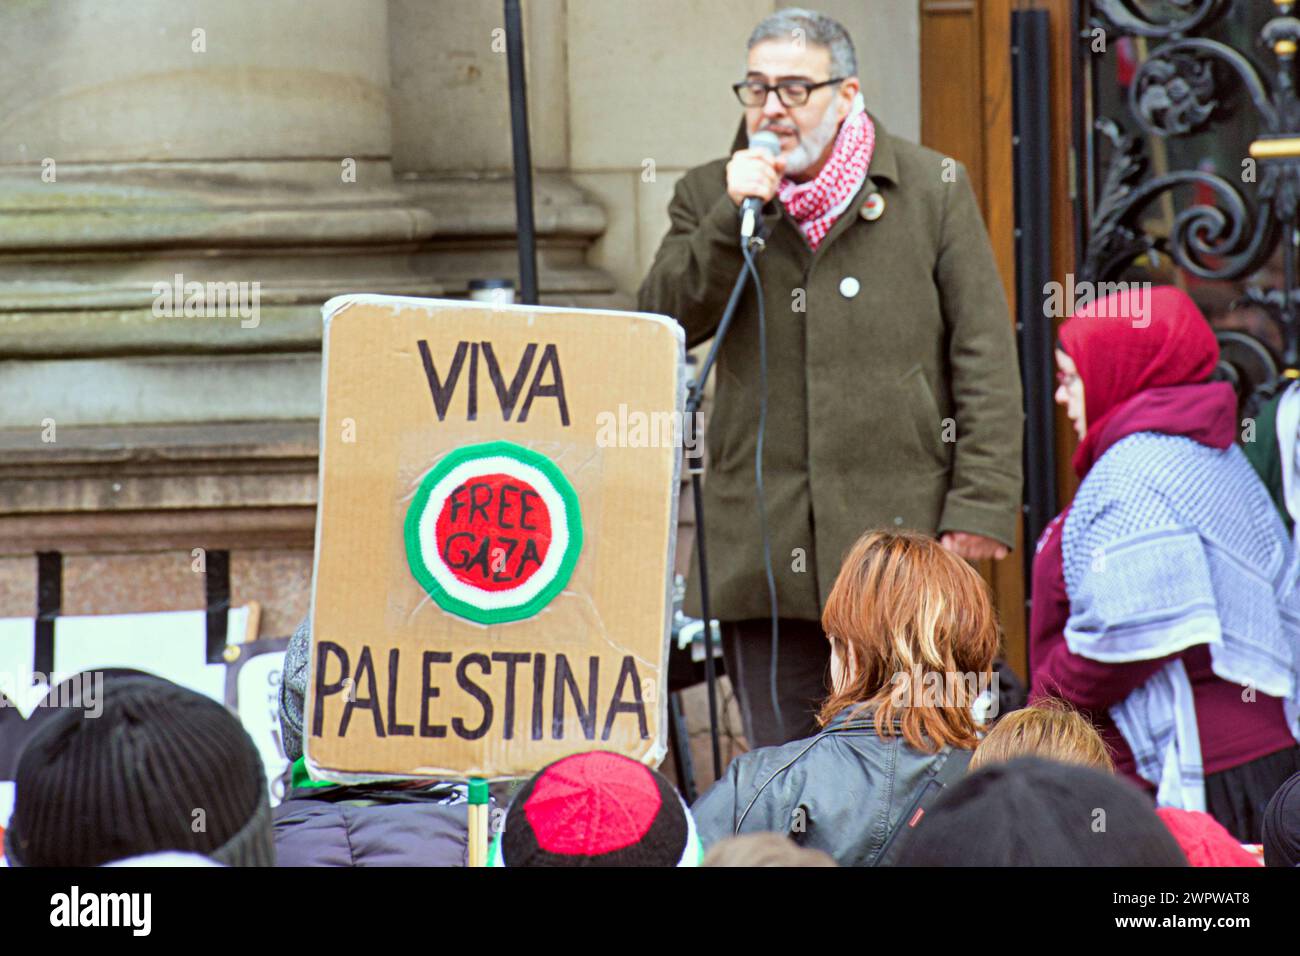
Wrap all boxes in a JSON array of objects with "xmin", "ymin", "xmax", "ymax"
[
  {"xmin": 897, "ymin": 757, "xmax": 1189, "ymax": 866},
  {"xmin": 1055, "ymin": 285, "xmax": 1218, "ymax": 443},
  {"xmin": 0, "ymin": 668, "xmax": 149, "ymax": 781},
  {"xmin": 1261, "ymin": 770, "xmax": 1300, "ymax": 867},
  {"xmin": 969, "ymin": 699, "xmax": 1115, "ymax": 773},
  {"xmin": 703, "ymin": 833, "xmax": 838, "ymax": 867},
  {"xmin": 491, "ymin": 751, "xmax": 701, "ymax": 866},
  {"xmin": 820, "ymin": 529, "xmax": 1000, "ymax": 753},
  {"xmin": 739, "ymin": 8, "xmax": 861, "ymax": 179},
  {"xmin": 5, "ymin": 674, "xmax": 273, "ymax": 867}
]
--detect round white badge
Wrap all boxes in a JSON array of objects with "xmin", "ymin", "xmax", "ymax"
[{"xmin": 840, "ymin": 276, "xmax": 860, "ymax": 299}]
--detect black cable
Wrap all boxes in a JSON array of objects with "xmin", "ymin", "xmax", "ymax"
[
  {"xmin": 687, "ymin": 254, "xmax": 757, "ymax": 781},
  {"xmin": 742, "ymin": 237, "xmax": 784, "ymax": 740}
]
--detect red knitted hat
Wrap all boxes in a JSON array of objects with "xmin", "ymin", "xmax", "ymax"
[
  {"xmin": 493, "ymin": 751, "xmax": 700, "ymax": 867},
  {"xmin": 1156, "ymin": 808, "xmax": 1261, "ymax": 867}
]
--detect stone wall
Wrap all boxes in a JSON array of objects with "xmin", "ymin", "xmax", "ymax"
[{"xmin": 0, "ymin": 0, "xmax": 920, "ymax": 787}]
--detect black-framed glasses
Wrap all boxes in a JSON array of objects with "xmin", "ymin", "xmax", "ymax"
[{"xmin": 732, "ymin": 77, "xmax": 844, "ymax": 108}]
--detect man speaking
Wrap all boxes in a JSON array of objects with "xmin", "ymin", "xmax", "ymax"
[{"xmin": 638, "ymin": 8, "xmax": 1023, "ymax": 748}]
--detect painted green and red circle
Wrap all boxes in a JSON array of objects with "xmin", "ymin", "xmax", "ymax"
[{"xmin": 404, "ymin": 440, "xmax": 583, "ymax": 624}]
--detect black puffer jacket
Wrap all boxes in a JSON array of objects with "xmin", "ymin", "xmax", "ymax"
[
  {"xmin": 691, "ymin": 710, "xmax": 972, "ymax": 866},
  {"xmin": 273, "ymin": 784, "xmax": 473, "ymax": 867}
]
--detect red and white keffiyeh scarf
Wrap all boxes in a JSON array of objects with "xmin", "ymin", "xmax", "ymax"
[{"xmin": 777, "ymin": 104, "xmax": 876, "ymax": 250}]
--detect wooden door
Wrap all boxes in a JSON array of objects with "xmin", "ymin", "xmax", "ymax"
[{"xmin": 919, "ymin": 0, "xmax": 1077, "ymax": 680}]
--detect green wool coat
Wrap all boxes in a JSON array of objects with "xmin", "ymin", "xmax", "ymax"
[{"xmin": 638, "ymin": 115, "xmax": 1024, "ymax": 622}]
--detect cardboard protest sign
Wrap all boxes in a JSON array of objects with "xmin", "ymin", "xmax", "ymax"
[{"xmin": 307, "ymin": 295, "xmax": 685, "ymax": 781}]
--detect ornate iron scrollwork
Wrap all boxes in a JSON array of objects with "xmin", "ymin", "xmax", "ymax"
[
  {"xmin": 1079, "ymin": 1, "xmax": 1300, "ymax": 370},
  {"xmin": 1092, "ymin": 0, "xmax": 1226, "ymax": 40},
  {"xmin": 1132, "ymin": 50, "xmax": 1218, "ymax": 134},
  {"xmin": 1082, "ymin": 120, "xmax": 1156, "ymax": 280}
]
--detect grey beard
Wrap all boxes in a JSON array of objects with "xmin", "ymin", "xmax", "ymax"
[{"xmin": 782, "ymin": 98, "xmax": 843, "ymax": 177}]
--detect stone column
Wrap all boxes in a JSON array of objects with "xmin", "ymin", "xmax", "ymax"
[
  {"xmin": 0, "ymin": 0, "xmax": 432, "ymax": 424},
  {"xmin": 0, "ymin": 0, "xmax": 620, "ymax": 636},
  {"xmin": 0, "ymin": 1, "xmax": 429, "ymax": 636}
]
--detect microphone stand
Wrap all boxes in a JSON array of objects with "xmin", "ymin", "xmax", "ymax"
[{"xmin": 685, "ymin": 226, "xmax": 768, "ymax": 783}]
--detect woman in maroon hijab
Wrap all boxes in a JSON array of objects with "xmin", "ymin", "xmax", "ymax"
[{"xmin": 1029, "ymin": 285, "xmax": 1300, "ymax": 843}]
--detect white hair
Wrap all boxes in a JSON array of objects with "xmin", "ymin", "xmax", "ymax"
[{"xmin": 748, "ymin": 7, "xmax": 858, "ymax": 78}]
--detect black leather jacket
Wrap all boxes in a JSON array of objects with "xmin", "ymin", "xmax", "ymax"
[{"xmin": 692, "ymin": 709, "xmax": 972, "ymax": 866}]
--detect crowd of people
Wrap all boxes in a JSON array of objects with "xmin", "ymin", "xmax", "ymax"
[
  {"xmin": 3, "ymin": 5, "xmax": 1297, "ymax": 872},
  {"xmin": 5, "ymin": 283, "xmax": 1300, "ymax": 867}
]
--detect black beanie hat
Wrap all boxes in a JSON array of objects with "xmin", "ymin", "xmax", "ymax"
[
  {"xmin": 0, "ymin": 668, "xmax": 154, "ymax": 781},
  {"xmin": 896, "ymin": 756, "xmax": 1189, "ymax": 867},
  {"xmin": 5, "ymin": 674, "xmax": 273, "ymax": 867},
  {"xmin": 1261, "ymin": 770, "xmax": 1300, "ymax": 867}
]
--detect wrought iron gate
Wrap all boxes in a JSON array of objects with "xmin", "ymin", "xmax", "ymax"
[{"xmin": 1075, "ymin": 0, "xmax": 1300, "ymax": 407}]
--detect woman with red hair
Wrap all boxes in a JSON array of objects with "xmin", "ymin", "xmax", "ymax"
[
  {"xmin": 1030, "ymin": 285, "xmax": 1300, "ymax": 842},
  {"xmin": 692, "ymin": 529, "xmax": 998, "ymax": 865}
]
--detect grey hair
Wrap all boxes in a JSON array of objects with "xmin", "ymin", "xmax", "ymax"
[{"xmin": 748, "ymin": 7, "xmax": 857, "ymax": 78}]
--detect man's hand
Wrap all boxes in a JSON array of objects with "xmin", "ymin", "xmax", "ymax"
[
  {"xmin": 726, "ymin": 146, "xmax": 786, "ymax": 208},
  {"xmin": 940, "ymin": 532, "xmax": 1009, "ymax": 562}
]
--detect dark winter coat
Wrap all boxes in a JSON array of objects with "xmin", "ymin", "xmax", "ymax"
[
  {"xmin": 273, "ymin": 783, "xmax": 471, "ymax": 867},
  {"xmin": 638, "ymin": 115, "xmax": 1024, "ymax": 620}
]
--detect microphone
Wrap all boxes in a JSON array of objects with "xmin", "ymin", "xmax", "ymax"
[{"xmin": 740, "ymin": 130, "xmax": 782, "ymax": 243}]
